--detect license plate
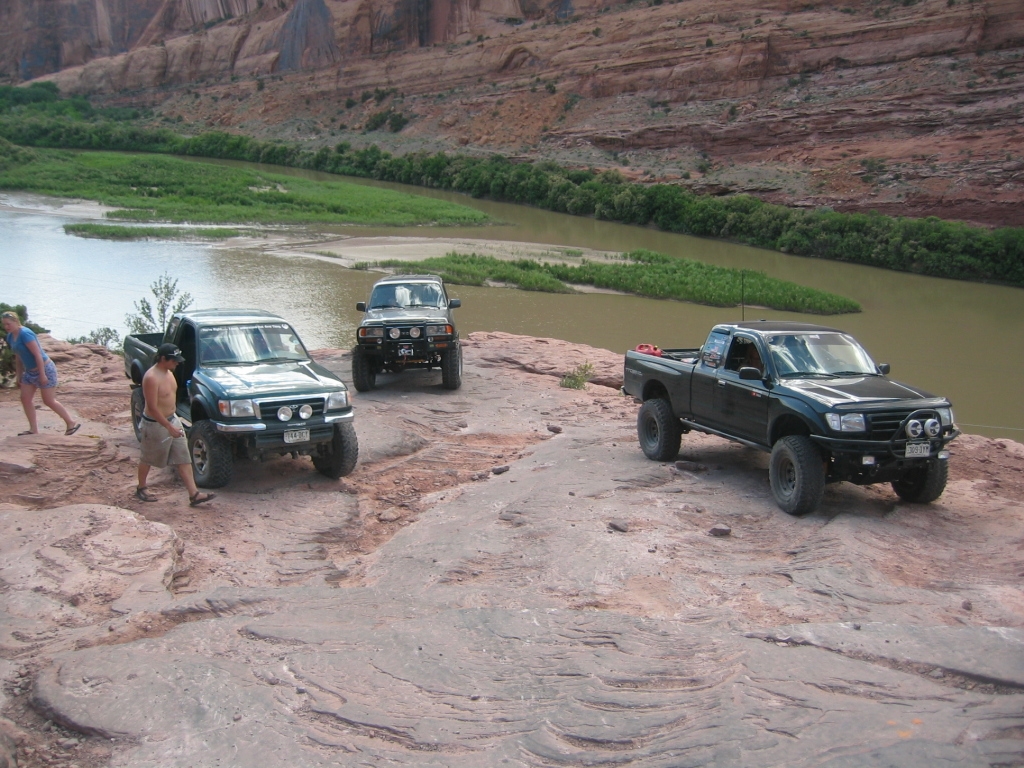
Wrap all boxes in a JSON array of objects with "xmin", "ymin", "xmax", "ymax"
[
  {"xmin": 284, "ymin": 429, "xmax": 310, "ymax": 444},
  {"xmin": 905, "ymin": 442, "xmax": 930, "ymax": 458},
  {"xmin": 398, "ymin": 344, "xmax": 414, "ymax": 356}
]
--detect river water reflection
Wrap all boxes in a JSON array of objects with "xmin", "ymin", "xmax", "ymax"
[{"xmin": 2, "ymin": 173, "xmax": 1022, "ymax": 441}]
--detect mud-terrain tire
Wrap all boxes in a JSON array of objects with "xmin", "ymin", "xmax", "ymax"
[
  {"xmin": 313, "ymin": 422, "xmax": 359, "ymax": 478},
  {"xmin": 351, "ymin": 346, "xmax": 375, "ymax": 392},
  {"xmin": 189, "ymin": 420, "xmax": 233, "ymax": 488},
  {"xmin": 892, "ymin": 459, "xmax": 948, "ymax": 503},
  {"xmin": 441, "ymin": 344, "xmax": 462, "ymax": 390},
  {"xmin": 769, "ymin": 435, "xmax": 826, "ymax": 516},
  {"xmin": 637, "ymin": 398, "xmax": 682, "ymax": 461},
  {"xmin": 130, "ymin": 387, "xmax": 145, "ymax": 442}
]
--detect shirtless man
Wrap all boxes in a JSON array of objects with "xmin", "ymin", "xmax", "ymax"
[{"xmin": 135, "ymin": 343, "xmax": 215, "ymax": 506}]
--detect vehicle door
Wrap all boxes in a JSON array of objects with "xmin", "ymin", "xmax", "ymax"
[
  {"xmin": 690, "ymin": 331, "xmax": 728, "ymax": 426},
  {"xmin": 715, "ymin": 334, "xmax": 770, "ymax": 443},
  {"xmin": 173, "ymin": 321, "xmax": 198, "ymax": 407}
]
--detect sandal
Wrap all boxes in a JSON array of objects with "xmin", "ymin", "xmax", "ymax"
[
  {"xmin": 18, "ymin": 430, "xmax": 35, "ymax": 436},
  {"xmin": 65, "ymin": 423, "xmax": 81, "ymax": 436},
  {"xmin": 189, "ymin": 492, "xmax": 216, "ymax": 507},
  {"xmin": 135, "ymin": 486, "xmax": 158, "ymax": 502}
]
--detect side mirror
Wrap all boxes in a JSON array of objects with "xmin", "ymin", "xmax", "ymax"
[
  {"xmin": 738, "ymin": 366, "xmax": 764, "ymax": 381},
  {"xmin": 878, "ymin": 363, "xmax": 890, "ymax": 375},
  {"xmin": 356, "ymin": 302, "xmax": 366, "ymax": 312},
  {"xmin": 449, "ymin": 299, "xmax": 461, "ymax": 309}
]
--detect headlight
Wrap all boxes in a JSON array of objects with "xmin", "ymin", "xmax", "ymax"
[
  {"xmin": 426, "ymin": 325, "xmax": 452, "ymax": 336},
  {"xmin": 826, "ymin": 413, "xmax": 866, "ymax": 432},
  {"xmin": 359, "ymin": 327, "xmax": 383, "ymax": 338},
  {"xmin": 388, "ymin": 327, "xmax": 401, "ymax": 339},
  {"xmin": 936, "ymin": 407, "xmax": 954, "ymax": 426},
  {"xmin": 218, "ymin": 399, "xmax": 256, "ymax": 418},
  {"xmin": 327, "ymin": 391, "xmax": 349, "ymax": 410},
  {"xmin": 409, "ymin": 326, "xmax": 422, "ymax": 339}
]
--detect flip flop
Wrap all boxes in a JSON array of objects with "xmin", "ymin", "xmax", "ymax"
[
  {"xmin": 135, "ymin": 486, "xmax": 158, "ymax": 502},
  {"xmin": 65, "ymin": 423, "xmax": 81, "ymax": 436},
  {"xmin": 18, "ymin": 430, "xmax": 34, "ymax": 436},
  {"xmin": 189, "ymin": 492, "xmax": 216, "ymax": 507}
]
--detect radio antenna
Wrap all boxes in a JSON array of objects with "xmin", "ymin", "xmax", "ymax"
[{"xmin": 741, "ymin": 271, "xmax": 746, "ymax": 322}]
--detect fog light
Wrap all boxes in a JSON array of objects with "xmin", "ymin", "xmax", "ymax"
[
  {"xmin": 924, "ymin": 418, "xmax": 941, "ymax": 437},
  {"xmin": 298, "ymin": 404, "xmax": 313, "ymax": 420},
  {"xmin": 277, "ymin": 406, "xmax": 293, "ymax": 421},
  {"xmin": 388, "ymin": 327, "xmax": 401, "ymax": 339},
  {"xmin": 906, "ymin": 420, "xmax": 923, "ymax": 439},
  {"xmin": 862, "ymin": 456, "xmax": 876, "ymax": 466},
  {"xmin": 409, "ymin": 326, "xmax": 422, "ymax": 339},
  {"xmin": 938, "ymin": 450, "xmax": 950, "ymax": 460}
]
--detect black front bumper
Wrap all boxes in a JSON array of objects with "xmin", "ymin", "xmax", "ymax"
[{"xmin": 358, "ymin": 338, "xmax": 454, "ymax": 365}]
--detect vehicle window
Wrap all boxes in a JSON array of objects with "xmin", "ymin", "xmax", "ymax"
[
  {"xmin": 199, "ymin": 324, "xmax": 308, "ymax": 365},
  {"xmin": 701, "ymin": 334, "xmax": 727, "ymax": 369},
  {"xmin": 767, "ymin": 333, "xmax": 877, "ymax": 377},
  {"xmin": 724, "ymin": 337, "xmax": 763, "ymax": 374},
  {"xmin": 369, "ymin": 283, "xmax": 443, "ymax": 309}
]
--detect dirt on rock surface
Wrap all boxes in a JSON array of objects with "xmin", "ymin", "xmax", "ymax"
[{"xmin": 1, "ymin": 333, "xmax": 1023, "ymax": 767}]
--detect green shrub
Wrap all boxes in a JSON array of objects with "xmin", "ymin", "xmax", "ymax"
[{"xmin": 560, "ymin": 362, "xmax": 594, "ymax": 389}]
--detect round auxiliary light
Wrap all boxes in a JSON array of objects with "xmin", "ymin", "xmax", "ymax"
[
  {"xmin": 905, "ymin": 420, "xmax": 923, "ymax": 439},
  {"xmin": 409, "ymin": 326, "xmax": 422, "ymax": 339},
  {"xmin": 924, "ymin": 418, "xmax": 941, "ymax": 438},
  {"xmin": 299, "ymin": 404, "xmax": 314, "ymax": 420},
  {"xmin": 388, "ymin": 327, "xmax": 401, "ymax": 339},
  {"xmin": 277, "ymin": 406, "xmax": 293, "ymax": 422}
]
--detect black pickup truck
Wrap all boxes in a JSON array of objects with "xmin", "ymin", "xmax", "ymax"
[
  {"xmin": 124, "ymin": 309, "xmax": 357, "ymax": 488},
  {"xmin": 351, "ymin": 274, "xmax": 462, "ymax": 391},
  {"xmin": 623, "ymin": 321, "xmax": 959, "ymax": 515}
]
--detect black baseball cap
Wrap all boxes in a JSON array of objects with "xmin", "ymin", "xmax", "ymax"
[{"xmin": 157, "ymin": 343, "xmax": 186, "ymax": 362}]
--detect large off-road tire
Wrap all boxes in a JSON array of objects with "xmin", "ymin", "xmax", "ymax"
[
  {"xmin": 892, "ymin": 459, "xmax": 948, "ymax": 503},
  {"xmin": 637, "ymin": 398, "xmax": 682, "ymax": 461},
  {"xmin": 441, "ymin": 343, "xmax": 462, "ymax": 390},
  {"xmin": 130, "ymin": 387, "xmax": 145, "ymax": 442},
  {"xmin": 769, "ymin": 435, "xmax": 826, "ymax": 516},
  {"xmin": 313, "ymin": 422, "xmax": 359, "ymax": 479},
  {"xmin": 351, "ymin": 346, "xmax": 376, "ymax": 392},
  {"xmin": 188, "ymin": 420, "xmax": 233, "ymax": 489}
]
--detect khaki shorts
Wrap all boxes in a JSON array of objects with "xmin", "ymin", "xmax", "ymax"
[{"xmin": 139, "ymin": 415, "xmax": 190, "ymax": 468}]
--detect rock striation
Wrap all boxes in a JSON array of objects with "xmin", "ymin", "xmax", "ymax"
[{"xmin": 3, "ymin": 0, "xmax": 1024, "ymax": 224}]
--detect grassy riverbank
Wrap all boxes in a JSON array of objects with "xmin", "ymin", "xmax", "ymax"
[
  {"xmin": 372, "ymin": 251, "xmax": 861, "ymax": 314},
  {"xmin": 64, "ymin": 223, "xmax": 241, "ymax": 239},
  {"xmin": 2, "ymin": 90, "xmax": 1022, "ymax": 288},
  {"xmin": 0, "ymin": 143, "xmax": 488, "ymax": 226}
]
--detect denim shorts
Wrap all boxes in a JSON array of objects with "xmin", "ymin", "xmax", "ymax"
[{"xmin": 22, "ymin": 359, "xmax": 58, "ymax": 389}]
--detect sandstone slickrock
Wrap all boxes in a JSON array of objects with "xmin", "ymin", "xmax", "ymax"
[{"xmin": 1, "ymin": 331, "xmax": 1023, "ymax": 766}]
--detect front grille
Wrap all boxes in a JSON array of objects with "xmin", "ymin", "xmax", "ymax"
[
  {"xmin": 866, "ymin": 408, "xmax": 937, "ymax": 441},
  {"xmin": 256, "ymin": 397, "xmax": 325, "ymax": 424}
]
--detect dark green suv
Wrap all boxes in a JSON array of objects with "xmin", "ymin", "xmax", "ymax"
[{"xmin": 352, "ymin": 274, "xmax": 462, "ymax": 391}]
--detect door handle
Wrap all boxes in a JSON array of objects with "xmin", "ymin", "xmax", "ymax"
[{"xmin": 717, "ymin": 380, "xmax": 726, "ymax": 387}]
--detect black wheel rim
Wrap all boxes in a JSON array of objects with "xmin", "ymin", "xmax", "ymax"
[{"xmin": 779, "ymin": 457, "xmax": 797, "ymax": 497}]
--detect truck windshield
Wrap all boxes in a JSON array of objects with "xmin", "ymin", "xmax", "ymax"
[
  {"xmin": 369, "ymin": 283, "xmax": 443, "ymax": 309},
  {"xmin": 767, "ymin": 333, "xmax": 878, "ymax": 377},
  {"xmin": 198, "ymin": 324, "xmax": 308, "ymax": 366}
]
